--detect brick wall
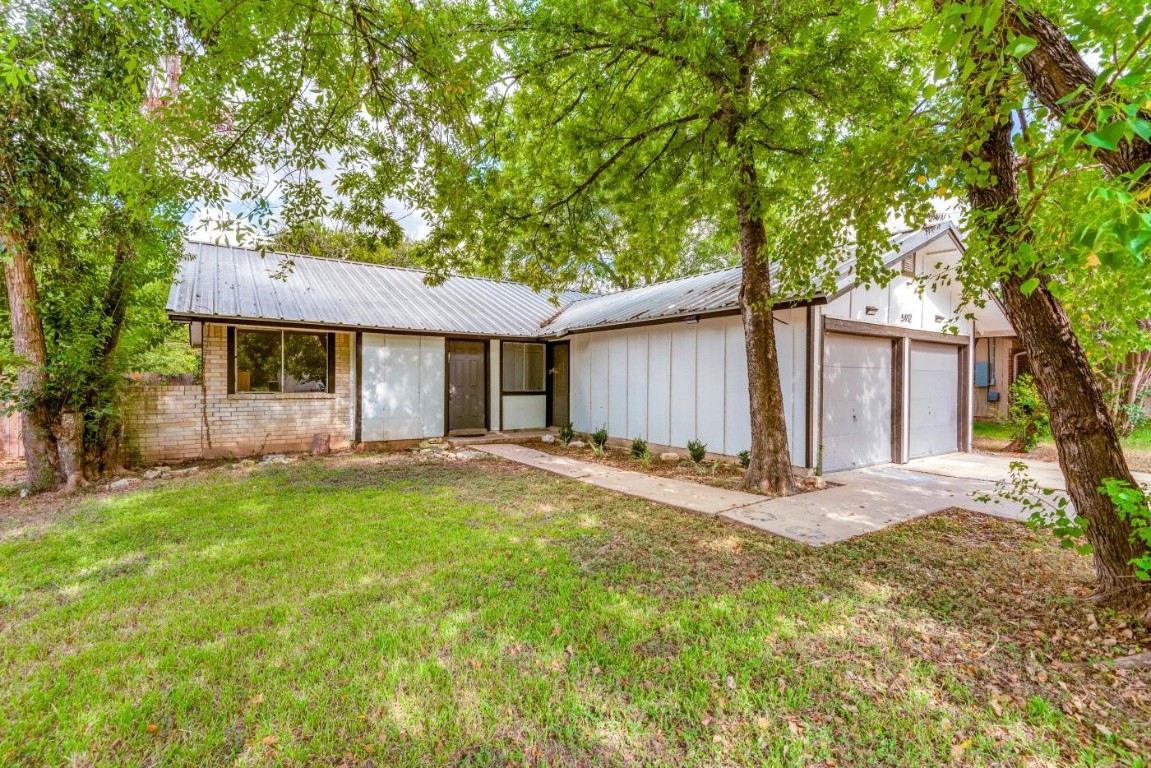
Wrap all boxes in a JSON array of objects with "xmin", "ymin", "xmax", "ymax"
[{"xmin": 123, "ymin": 324, "xmax": 353, "ymax": 464}]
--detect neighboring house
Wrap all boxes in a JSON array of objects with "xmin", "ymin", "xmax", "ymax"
[
  {"xmin": 129, "ymin": 222, "xmax": 974, "ymax": 473},
  {"xmin": 970, "ymin": 295, "xmax": 1024, "ymax": 422}
]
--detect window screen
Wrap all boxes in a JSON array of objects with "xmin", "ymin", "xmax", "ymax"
[{"xmin": 502, "ymin": 342, "xmax": 546, "ymax": 392}]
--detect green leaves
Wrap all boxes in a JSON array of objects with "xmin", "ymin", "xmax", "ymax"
[
  {"xmin": 1084, "ymin": 120, "xmax": 1131, "ymax": 151},
  {"xmin": 1004, "ymin": 34, "xmax": 1036, "ymax": 59}
]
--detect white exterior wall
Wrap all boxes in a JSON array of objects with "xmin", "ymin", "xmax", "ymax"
[
  {"xmin": 361, "ymin": 333, "xmax": 445, "ymax": 441},
  {"xmin": 570, "ymin": 310, "xmax": 807, "ymax": 465},
  {"xmin": 489, "ymin": 340, "xmax": 501, "ymax": 429},
  {"xmin": 503, "ymin": 395, "xmax": 547, "ymax": 429},
  {"xmin": 822, "ymin": 245, "xmax": 972, "ymax": 337}
]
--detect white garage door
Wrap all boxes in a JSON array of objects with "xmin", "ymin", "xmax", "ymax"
[
  {"xmin": 909, "ymin": 341, "xmax": 959, "ymax": 459},
  {"xmin": 822, "ymin": 333, "xmax": 892, "ymax": 472}
]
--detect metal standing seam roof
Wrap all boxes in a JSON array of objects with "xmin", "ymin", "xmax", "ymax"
[
  {"xmin": 167, "ymin": 241, "xmax": 591, "ymax": 337},
  {"xmin": 540, "ymin": 223, "xmax": 963, "ymax": 334},
  {"xmin": 168, "ymin": 222, "xmax": 963, "ymax": 338}
]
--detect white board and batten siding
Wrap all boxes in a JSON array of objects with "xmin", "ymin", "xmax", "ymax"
[
  {"xmin": 360, "ymin": 333, "xmax": 445, "ymax": 441},
  {"xmin": 569, "ymin": 310, "xmax": 807, "ymax": 466}
]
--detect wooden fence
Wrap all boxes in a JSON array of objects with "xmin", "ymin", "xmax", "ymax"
[{"xmin": 1, "ymin": 411, "xmax": 24, "ymax": 460}]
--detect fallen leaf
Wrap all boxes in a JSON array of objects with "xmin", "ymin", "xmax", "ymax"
[
  {"xmin": 248, "ymin": 693, "xmax": 264, "ymax": 706},
  {"xmin": 755, "ymin": 717, "xmax": 770, "ymax": 731},
  {"xmin": 145, "ymin": 724, "xmax": 159, "ymax": 734},
  {"xmin": 989, "ymin": 700, "xmax": 1003, "ymax": 717},
  {"xmin": 951, "ymin": 738, "xmax": 972, "ymax": 758},
  {"xmin": 261, "ymin": 735, "xmax": 277, "ymax": 747},
  {"xmin": 1094, "ymin": 723, "xmax": 1113, "ymax": 738}
]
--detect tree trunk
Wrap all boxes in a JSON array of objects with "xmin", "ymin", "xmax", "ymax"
[
  {"xmin": 53, "ymin": 410, "xmax": 85, "ymax": 493},
  {"xmin": 1, "ymin": 231, "xmax": 60, "ymax": 490},
  {"xmin": 1005, "ymin": 1, "xmax": 1151, "ymax": 187},
  {"xmin": 967, "ymin": 115, "xmax": 1150, "ymax": 616},
  {"xmin": 725, "ymin": 116, "xmax": 796, "ymax": 496}
]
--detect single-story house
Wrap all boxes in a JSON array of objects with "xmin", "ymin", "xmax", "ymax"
[{"xmin": 128, "ymin": 221, "xmax": 978, "ymax": 473}]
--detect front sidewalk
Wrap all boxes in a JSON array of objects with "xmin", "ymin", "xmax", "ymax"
[{"xmin": 475, "ymin": 444, "xmax": 1030, "ymax": 545}]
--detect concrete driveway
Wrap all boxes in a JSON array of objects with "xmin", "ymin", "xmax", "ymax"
[
  {"xmin": 722, "ymin": 460, "xmax": 1030, "ymax": 546},
  {"xmin": 479, "ymin": 444, "xmax": 1039, "ymax": 546},
  {"xmin": 905, "ymin": 452, "xmax": 1151, "ymax": 490}
]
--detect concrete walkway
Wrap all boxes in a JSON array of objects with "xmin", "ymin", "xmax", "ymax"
[
  {"xmin": 906, "ymin": 452, "xmax": 1151, "ymax": 490},
  {"xmin": 475, "ymin": 444, "xmax": 1029, "ymax": 546}
]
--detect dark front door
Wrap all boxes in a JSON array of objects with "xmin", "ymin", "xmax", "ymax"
[
  {"xmin": 448, "ymin": 340, "xmax": 487, "ymax": 433},
  {"xmin": 549, "ymin": 342, "xmax": 570, "ymax": 427}
]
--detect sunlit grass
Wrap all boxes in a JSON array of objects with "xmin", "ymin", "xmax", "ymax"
[{"xmin": 0, "ymin": 455, "xmax": 1146, "ymax": 766}]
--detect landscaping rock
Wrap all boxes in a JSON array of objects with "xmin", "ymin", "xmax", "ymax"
[
  {"xmin": 261, "ymin": 454, "xmax": 290, "ymax": 465},
  {"xmin": 142, "ymin": 468, "xmax": 165, "ymax": 481},
  {"xmin": 659, "ymin": 452, "xmax": 681, "ymax": 463},
  {"xmin": 169, "ymin": 467, "xmax": 199, "ymax": 478},
  {"xmin": 236, "ymin": 459, "xmax": 257, "ymax": 469},
  {"xmin": 419, "ymin": 439, "xmax": 450, "ymax": 451},
  {"xmin": 568, "ymin": 440, "xmax": 587, "ymax": 449},
  {"xmin": 108, "ymin": 478, "xmax": 137, "ymax": 491},
  {"xmin": 310, "ymin": 433, "xmax": 331, "ymax": 456},
  {"xmin": 540, "ymin": 434, "xmax": 555, "ymax": 444},
  {"xmin": 454, "ymin": 450, "xmax": 482, "ymax": 460}
]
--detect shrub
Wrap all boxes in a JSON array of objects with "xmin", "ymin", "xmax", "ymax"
[
  {"xmin": 630, "ymin": 436, "xmax": 648, "ymax": 458},
  {"xmin": 591, "ymin": 441, "xmax": 605, "ymax": 458},
  {"xmin": 687, "ymin": 439, "xmax": 707, "ymax": 463},
  {"xmin": 558, "ymin": 422, "xmax": 575, "ymax": 447},
  {"xmin": 591, "ymin": 425, "xmax": 608, "ymax": 448},
  {"xmin": 1008, "ymin": 374, "xmax": 1049, "ymax": 452},
  {"xmin": 738, "ymin": 450, "xmax": 750, "ymax": 469}
]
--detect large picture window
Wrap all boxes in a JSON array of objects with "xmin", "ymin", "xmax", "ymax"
[
  {"xmin": 234, "ymin": 329, "xmax": 331, "ymax": 393},
  {"xmin": 502, "ymin": 342, "xmax": 546, "ymax": 393}
]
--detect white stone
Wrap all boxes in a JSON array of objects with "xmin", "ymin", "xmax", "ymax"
[
  {"xmin": 568, "ymin": 440, "xmax": 587, "ymax": 449},
  {"xmin": 109, "ymin": 478, "xmax": 136, "ymax": 491},
  {"xmin": 540, "ymin": 434, "xmax": 555, "ymax": 444},
  {"xmin": 660, "ymin": 452, "xmax": 681, "ymax": 462},
  {"xmin": 143, "ymin": 469, "xmax": 164, "ymax": 481},
  {"xmin": 260, "ymin": 454, "xmax": 290, "ymax": 465},
  {"xmin": 169, "ymin": 467, "xmax": 199, "ymax": 478}
]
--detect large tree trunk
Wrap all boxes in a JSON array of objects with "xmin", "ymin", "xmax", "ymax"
[
  {"xmin": 1005, "ymin": 2, "xmax": 1151, "ymax": 186},
  {"xmin": 968, "ymin": 117, "xmax": 1150, "ymax": 615},
  {"xmin": 726, "ymin": 115, "xmax": 796, "ymax": 496},
  {"xmin": 1, "ymin": 231, "xmax": 60, "ymax": 490}
]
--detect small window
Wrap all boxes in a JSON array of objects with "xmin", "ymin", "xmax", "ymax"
[
  {"xmin": 235, "ymin": 329, "xmax": 330, "ymax": 393},
  {"xmin": 901, "ymin": 253, "xmax": 916, "ymax": 277},
  {"xmin": 502, "ymin": 342, "xmax": 546, "ymax": 392}
]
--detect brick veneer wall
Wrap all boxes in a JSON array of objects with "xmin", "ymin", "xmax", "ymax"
[{"xmin": 123, "ymin": 324, "xmax": 353, "ymax": 464}]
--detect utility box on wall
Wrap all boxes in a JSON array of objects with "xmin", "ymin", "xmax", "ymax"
[{"xmin": 974, "ymin": 361, "xmax": 992, "ymax": 388}]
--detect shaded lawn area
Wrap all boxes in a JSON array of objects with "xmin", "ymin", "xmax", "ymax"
[
  {"xmin": 1, "ymin": 455, "xmax": 1148, "ymax": 767},
  {"xmin": 973, "ymin": 421, "xmax": 1151, "ymax": 473}
]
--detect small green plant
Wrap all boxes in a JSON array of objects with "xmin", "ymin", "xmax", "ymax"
[
  {"xmin": 591, "ymin": 442, "xmax": 605, "ymax": 457},
  {"xmin": 591, "ymin": 425, "xmax": 608, "ymax": 449},
  {"xmin": 558, "ymin": 422, "xmax": 575, "ymax": 447},
  {"xmin": 1098, "ymin": 478, "xmax": 1151, "ymax": 580},
  {"xmin": 973, "ymin": 461, "xmax": 1089, "ymax": 553},
  {"xmin": 687, "ymin": 439, "xmax": 707, "ymax": 463},
  {"xmin": 638, "ymin": 450, "xmax": 653, "ymax": 468},
  {"xmin": 1007, "ymin": 374, "xmax": 1049, "ymax": 452},
  {"xmin": 630, "ymin": 436, "xmax": 648, "ymax": 458},
  {"xmin": 737, "ymin": 450, "xmax": 750, "ymax": 469}
]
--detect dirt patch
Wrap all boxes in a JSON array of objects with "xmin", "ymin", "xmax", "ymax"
[
  {"xmin": 529, "ymin": 438, "xmax": 832, "ymax": 495},
  {"xmin": 973, "ymin": 437, "xmax": 1151, "ymax": 474}
]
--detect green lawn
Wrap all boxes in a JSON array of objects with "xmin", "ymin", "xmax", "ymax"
[
  {"xmin": 1, "ymin": 455, "xmax": 1148, "ymax": 766},
  {"xmin": 974, "ymin": 420, "xmax": 1151, "ymax": 452}
]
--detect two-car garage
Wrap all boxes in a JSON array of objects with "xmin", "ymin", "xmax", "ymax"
[{"xmin": 821, "ymin": 328, "xmax": 965, "ymax": 472}]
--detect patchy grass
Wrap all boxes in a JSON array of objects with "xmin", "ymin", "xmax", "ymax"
[
  {"xmin": 973, "ymin": 421, "xmax": 1151, "ymax": 473},
  {"xmin": 1, "ymin": 454, "xmax": 1148, "ymax": 766}
]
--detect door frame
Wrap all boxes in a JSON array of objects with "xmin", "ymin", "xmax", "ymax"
[
  {"xmin": 444, "ymin": 337, "xmax": 490, "ymax": 434},
  {"xmin": 546, "ymin": 340, "xmax": 571, "ymax": 427}
]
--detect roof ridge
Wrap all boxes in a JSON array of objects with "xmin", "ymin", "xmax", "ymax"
[{"xmin": 182, "ymin": 239, "xmax": 588, "ymax": 293}]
